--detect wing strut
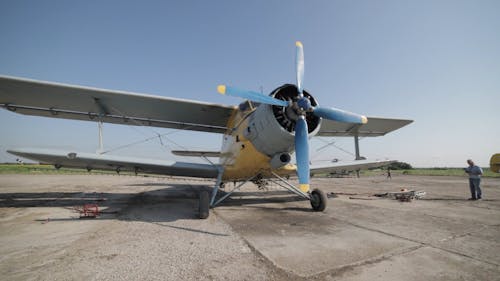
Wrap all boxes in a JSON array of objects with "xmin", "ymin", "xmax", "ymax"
[
  {"xmin": 353, "ymin": 130, "xmax": 369, "ymax": 177},
  {"xmin": 354, "ymin": 133, "xmax": 361, "ymax": 160},
  {"xmin": 98, "ymin": 120, "xmax": 104, "ymax": 154}
]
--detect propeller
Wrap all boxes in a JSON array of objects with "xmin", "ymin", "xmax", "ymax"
[
  {"xmin": 295, "ymin": 115, "xmax": 310, "ymax": 192},
  {"xmin": 294, "ymin": 41, "xmax": 310, "ymax": 192},
  {"xmin": 217, "ymin": 85, "xmax": 289, "ymax": 107},
  {"xmin": 217, "ymin": 41, "xmax": 368, "ymax": 193},
  {"xmin": 296, "ymin": 41, "xmax": 305, "ymax": 97},
  {"xmin": 313, "ymin": 107, "xmax": 368, "ymax": 124}
]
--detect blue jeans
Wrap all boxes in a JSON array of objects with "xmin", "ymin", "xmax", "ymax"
[{"xmin": 469, "ymin": 178, "xmax": 482, "ymax": 199}]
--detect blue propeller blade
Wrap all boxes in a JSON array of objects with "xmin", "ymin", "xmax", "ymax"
[
  {"xmin": 218, "ymin": 85, "xmax": 289, "ymax": 107},
  {"xmin": 313, "ymin": 106, "xmax": 368, "ymax": 124},
  {"xmin": 295, "ymin": 41, "xmax": 304, "ymax": 97},
  {"xmin": 295, "ymin": 116, "xmax": 310, "ymax": 192}
]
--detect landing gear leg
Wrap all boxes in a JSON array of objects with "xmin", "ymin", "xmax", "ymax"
[
  {"xmin": 270, "ymin": 172, "xmax": 328, "ymax": 212},
  {"xmin": 211, "ymin": 174, "xmax": 259, "ymax": 207},
  {"xmin": 210, "ymin": 167, "xmax": 224, "ymax": 208},
  {"xmin": 310, "ymin": 189, "xmax": 327, "ymax": 212}
]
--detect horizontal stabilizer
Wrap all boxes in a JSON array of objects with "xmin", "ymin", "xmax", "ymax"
[
  {"xmin": 171, "ymin": 150, "xmax": 222, "ymax": 157},
  {"xmin": 8, "ymin": 148, "xmax": 220, "ymax": 178}
]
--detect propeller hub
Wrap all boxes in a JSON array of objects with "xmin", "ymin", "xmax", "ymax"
[
  {"xmin": 270, "ymin": 84, "xmax": 321, "ymax": 132},
  {"xmin": 297, "ymin": 96, "xmax": 311, "ymax": 112}
]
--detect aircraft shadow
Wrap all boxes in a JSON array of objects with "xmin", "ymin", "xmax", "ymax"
[
  {"xmin": 219, "ymin": 194, "xmax": 308, "ymax": 207},
  {"xmin": 0, "ymin": 183, "xmax": 311, "ymax": 224},
  {"xmin": 0, "ymin": 184, "xmax": 202, "ymax": 219}
]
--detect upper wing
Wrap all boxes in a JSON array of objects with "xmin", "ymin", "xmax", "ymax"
[
  {"xmin": 318, "ymin": 117, "xmax": 413, "ymax": 137},
  {"xmin": 8, "ymin": 148, "xmax": 220, "ymax": 178},
  {"xmin": 0, "ymin": 75, "xmax": 236, "ymax": 134},
  {"xmin": 310, "ymin": 159, "xmax": 395, "ymax": 175}
]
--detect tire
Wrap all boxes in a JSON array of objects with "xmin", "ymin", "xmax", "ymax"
[
  {"xmin": 310, "ymin": 188, "xmax": 327, "ymax": 212},
  {"xmin": 199, "ymin": 190, "xmax": 210, "ymax": 219}
]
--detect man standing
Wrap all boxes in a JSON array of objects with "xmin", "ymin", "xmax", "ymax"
[{"xmin": 465, "ymin": 159, "xmax": 483, "ymax": 200}]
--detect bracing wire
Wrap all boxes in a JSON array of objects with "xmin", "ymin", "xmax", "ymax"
[
  {"xmin": 99, "ymin": 103, "xmax": 223, "ymax": 165},
  {"xmin": 311, "ymin": 137, "xmax": 365, "ymax": 162}
]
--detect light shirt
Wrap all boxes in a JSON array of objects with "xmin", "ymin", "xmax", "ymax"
[{"xmin": 465, "ymin": 165, "xmax": 483, "ymax": 179}]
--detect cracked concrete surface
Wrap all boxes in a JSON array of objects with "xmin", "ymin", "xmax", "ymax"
[{"xmin": 0, "ymin": 174, "xmax": 499, "ymax": 280}]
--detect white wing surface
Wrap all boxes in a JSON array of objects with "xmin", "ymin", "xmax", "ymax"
[
  {"xmin": 8, "ymin": 148, "xmax": 219, "ymax": 178},
  {"xmin": 310, "ymin": 159, "xmax": 395, "ymax": 175},
  {"xmin": 318, "ymin": 117, "xmax": 412, "ymax": 137},
  {"xmin": 0, "ymin": 76, "xmax": 236, "ymax": 134}
]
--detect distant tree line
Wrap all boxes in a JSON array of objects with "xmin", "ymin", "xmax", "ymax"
[{"xmin": 388, "ymin": 161, "xmax": 413, "ymax": 170}]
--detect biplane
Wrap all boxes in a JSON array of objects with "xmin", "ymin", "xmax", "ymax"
[{"xmin": 0, "ymin": 42, "xmax": 412, "ymax": 218}]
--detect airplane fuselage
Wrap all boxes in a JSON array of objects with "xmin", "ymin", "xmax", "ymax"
[{"xmin": 219, "ymin": 100, "xmax": 296, "ymax": 181}]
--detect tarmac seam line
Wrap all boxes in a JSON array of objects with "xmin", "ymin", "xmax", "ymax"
[
  {"xmin": 427, "ymin": 244, "xmax": 500, "ymax": 267},
  {"xmin": 311, "ymin": 244, "xmax": 425, "ymax": 279},
  {"xmin": 437, "ymin": 224, "xmax": 490, "ymax": 242},
  {"xmin": 334, "ymin": 217, "xmax": 500, "ymax": 267},
  {"xmin": 212, "ymin": 209, "xmax": 302, "ymax": 281}
]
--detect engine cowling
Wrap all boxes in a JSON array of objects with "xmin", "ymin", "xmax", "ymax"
[{"xmin": 243, "ymin": 84, "xmax": 321, "ymax": 157}]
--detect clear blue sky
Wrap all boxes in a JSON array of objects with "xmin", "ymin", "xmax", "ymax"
[{"xmin": 0, "ymin": 0, "xmax": 498, "ymax": 167}]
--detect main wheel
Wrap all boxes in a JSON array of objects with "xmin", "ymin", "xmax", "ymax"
[
  {"xmin": 310, "ymin": 188, "xmax": 327, "ymax": 212},
  {"xmin": 199, "ymin": 190, "xmax": 210, "ymax": 219}
]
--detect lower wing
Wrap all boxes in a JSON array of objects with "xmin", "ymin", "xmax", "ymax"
[
  {"xmin": 8, "ymin": 148, "xmax": 219, "ymax": 178},
  {"xmin": 310, "ymin": 159, "xmax": 395, "ymax": 175}
]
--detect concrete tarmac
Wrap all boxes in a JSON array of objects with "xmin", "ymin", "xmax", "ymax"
[{"xmin": 0, "ymin": 174, "xmax": 499, "ymax": 280}]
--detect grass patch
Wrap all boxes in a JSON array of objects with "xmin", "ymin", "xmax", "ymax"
[
  {"xmin": 1, "ymin": 164, "xmax": 499, "ymax": 178},
  {"xmin": 0, "ymin": 164, "xmax": 125, "ymax": 175},
  {"xmin": 361, "ymin": 168, "xmax": 500, "ymax": 178}
]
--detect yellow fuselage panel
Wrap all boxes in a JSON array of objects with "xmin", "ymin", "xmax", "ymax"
[{"xmin": 220, "ymin": 104, "xmax": 295, "ymax": 181}]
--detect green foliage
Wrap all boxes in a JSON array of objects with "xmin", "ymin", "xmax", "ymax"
[
  {"xmin": 361, "ymin": 167, "xmax": 499, "ymax": 178},
  {"xmin": 403, "ymin": 168, "xmax": 499, "ymax": 177},
  {"xmin": 389, "ymin": 162, "xmax": 413, "ymax": 170},
  {"xmin": 0, "ymin": 164, "xmax": 120, "ymax": 175},
  {"xmin": 1, "ymin": 164, "xmax": 499, "ymax": 178}
]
